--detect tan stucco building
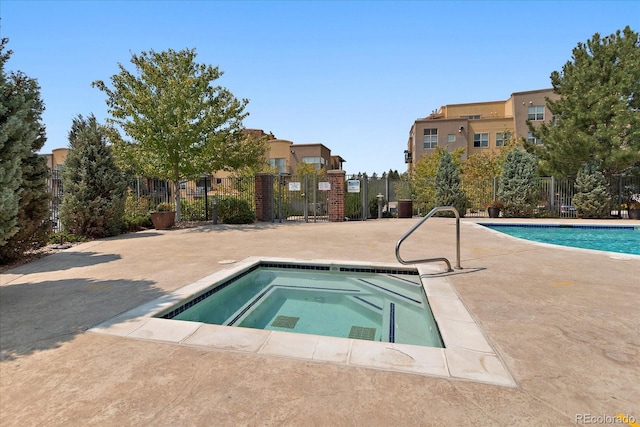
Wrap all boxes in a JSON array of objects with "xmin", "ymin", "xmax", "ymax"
[{"xmin": 405, "ymin": 88, "xmax": 559, "ymax": 171}]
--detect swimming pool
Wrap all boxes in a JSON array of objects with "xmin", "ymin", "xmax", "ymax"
[
  {"xmin": 481, "ymin": 224, "xmax": 640, "ymax": 255},
  {"xmin": 159, "ymin": 263, "xmax": 444, "ymax": 348}
]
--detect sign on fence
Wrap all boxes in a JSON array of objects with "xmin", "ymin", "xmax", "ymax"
[
  {"xmin": 318, "ymin": 182, "xmax": 331, "ymax": 191},
  {"xmin": 347, "ymin": 180, "xmax": 360, "ymax": 193},
  {"xmin": 289, "ymin": 182, "xmax": 301, "ymax": 191}
]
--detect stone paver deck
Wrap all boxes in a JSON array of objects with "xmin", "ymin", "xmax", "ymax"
[{"xmin": 1, "ymin": 218, "xmax": 638, "ymax": 426}]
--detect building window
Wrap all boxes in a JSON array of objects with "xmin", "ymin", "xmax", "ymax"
[
  {"xmin": 527, "ymin": 131, "xmax": 542, "ymax": 144},
  {"xmin": 423, "ymin": 128, "xmax": 437, "ymax": 149},
  {"xmin": 447, "ymin": 134, "xmax": 456, "ymax": 143},
  {"xmin": 269, "ymin": 158, "xmax": 287, "ymax": 174},
  {"xmin": 528, "ymin": 106, "xmax": 544, "ymax": 120},
  {"xmin": 463, "ymin": 115, "xmax": 481, "ymax": 120},
  {"xmin": 496, "ymin": 131, "xmax": 511, "ymax": 147},
  {"xmin": 301, "ymin": 156, "xmax": 325, "ymax": 169},
  {"xmin": 473, "ymin": 133, "xmax": 489, "ymax": 148}
]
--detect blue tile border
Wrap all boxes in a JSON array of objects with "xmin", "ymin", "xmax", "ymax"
[
  {"xmin": 353, "ymin": 295, "xmax": 383, "ymax": 311},
  {"xmin": 389, "ymin": 303, "xmax": 395, "ymax": 343}
]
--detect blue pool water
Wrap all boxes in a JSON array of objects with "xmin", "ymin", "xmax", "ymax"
[
  {"xmin": 159, "ymin": 264, "xmax": 444, "ymax": 348},
  {"xmin": 482, "ymin": 224, "xmax": 640, "ymax": 255}
]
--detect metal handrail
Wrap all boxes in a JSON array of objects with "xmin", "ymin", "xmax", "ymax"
[{"xmin": 395, "ymin": 206, "xmax": 461, "ymax": 272}]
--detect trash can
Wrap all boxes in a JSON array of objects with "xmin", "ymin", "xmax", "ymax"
[{"xmin": 397, "ymin": 199, "xmax": 413, "ymax": 218}]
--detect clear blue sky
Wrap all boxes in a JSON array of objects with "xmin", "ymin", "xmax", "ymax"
[{"xmin": 1, "ymin": 1, "xmax": 638, "ymax": 175}]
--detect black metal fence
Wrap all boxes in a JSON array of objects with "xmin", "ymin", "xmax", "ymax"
[
  {"xmin": 127, "ymin": 176, "xmax": 256, "ymax": 222},
  {"xmin": 46, "ymin": 172, "xmax": 640, "ymax": 225},
  {"xmin": 47, "ymin": 169, "xmax": 64, "ymax": 231},
  {"xmin": 273, "ymin": 174, "xmax": 330, "ymax": 222}
]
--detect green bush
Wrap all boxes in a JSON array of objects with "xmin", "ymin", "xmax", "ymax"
[
  {"xmin": 435, "ymin": 150, "xmax": 467, "ymax": 217},
  {"xmin": 123, "ymin": 214, "xmax": 152, "ymax": 231},
  {"xmin": 180, "ymin": 199, "xmax": 206, "ymax": 221},
  {"xmin": 60, "ymin": 115, "xmax": 127, "ymax": 238},
  {"xmin": 368, "ymin": 196, "xmax": 386, "ymax": 218},
  {"xmin": 572, "ymin": 164, "xmax": 610, "ymax": 218},
  {"xmin": 498, "ymin": 149, "xmax": 538, "ymax": 218},
  {"xmin": 217, "ymin": 197, "xmax": 255, "ymax": 224},
  {"xmin": 48, "ymin": 231, "xmax": 88, "ymax": 245},
  {"xmin": 344, "ymin": 192, "xmax": 362, "ymax": 219}
]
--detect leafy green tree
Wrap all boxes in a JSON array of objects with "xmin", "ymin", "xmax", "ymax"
[
  {"xmin": 572, "ymin": 163, "xmax": 610, "ymax": 218},
  {"xmin": 0, "ymin": 39, "xmax": 51, "ymax": 262},
  {"xmin": 498, "ymin": 149, "xmax": 538, "ymax": 217},
  {"xmin": 527, "ymin": 26, "xmax": 640, "ymax": 178},
  {"xmin": 461, "ymin": 139, "xmax": 517, "ymax": 211},
  {"xmin": 60, "ymin": 115, "xmax": 128, "ymax": 238},
  {"xmin": 93, "ymin": 48, "xmax": 266, "ymax": 221},
  {"xmin": 434, "ymin": 149, "xmax": 467, "ymax": 217}
]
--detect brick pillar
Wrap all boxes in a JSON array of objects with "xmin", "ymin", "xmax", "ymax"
[
  {"xmin": 254, "ymin": 173, "xmax": 274, "ymax": 222},
  {"xmin": 327, "ymin": 170, "xmax": 346, "ymax": 222}
]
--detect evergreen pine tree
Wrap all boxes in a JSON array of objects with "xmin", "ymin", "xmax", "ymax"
[
  {"xmin": 0, "ymin": 39, "xmax": 28, "ymax": 248},
  {"xmin": 60, "ymin": 115, "xmax": 128, "ymax": 238},
  {"xmin": 0, "ymin": 39, "xmax": 51, "ymax": 262},
  {"xmin": 434, "ymin": 150, "xmax": 467, "ymax": 217},
  {"xmin": 527, "ymin": 26, "xmax": 640, "ymax": 178},
  {"xmin": 498, "ymin": 149, "xmax": 538, "ymax": 218},
  {"xmin": 572, "ymin": 164, "xmax": 610, "ymax": 218}
]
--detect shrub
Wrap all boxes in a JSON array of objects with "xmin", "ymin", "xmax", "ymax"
[
  {"xmin": 155, "ymin": 202, "xmax": 173, "ymax": 212},
  {"xmin": 48, "ymin": 231, "xmax": 88, "ymax": 245},
  {"xmin": 344, "ymin": 192, "xmax": 362, "ymax": 219},
  {"xmin": 180, "ymin": 199, "xmax": 206, "ymax": 221},
  {"xmin": 60, "ymin": 115, "xmax": 127, "ymax": 238},
  {"xmin": 434, "ymin": 150, "xmax": 467, "ymax": 217},
  {"xmin": 498, "ymin": 149, "xmax": 538, "ymax": 218},
  {"xmin": 369, "ymin": 196, "xmax": 386, "ymax": 218},
  {"xmin": 217, "ymin": 197, "xmax": 255, "ymax": 224},
  {"xmin": 123, "ymin": 214, "xmax": 152, "ymax": 231},
  {"xmin": 572, "ymin": 164, "xmax": 610, "ymax": 218}
]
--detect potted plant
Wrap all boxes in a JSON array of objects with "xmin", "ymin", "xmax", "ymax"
[
  {"xmin": 487, "ymin": 200, "xmax": 503, "ymax": 218},
  {"xmin": 150, "ymin": 202, "xmax": 175, "ymax": 229}
]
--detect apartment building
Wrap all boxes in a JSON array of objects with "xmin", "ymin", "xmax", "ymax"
[
  {"xmin": 405, "ymin": 88, "xmax": 559, "ymax": 171},
  {"xmin": 219, "ymin": 129, "xmax": 345, "ymax": 177}
]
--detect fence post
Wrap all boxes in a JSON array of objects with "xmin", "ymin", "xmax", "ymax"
[
  {"xmin": 204, "ymin": 176, "xmax": 209, "ymax": 221},
  {"xmin": 361, "ymin": 173, "xmax": 368, "ymax": 221},
  {"xmin": 550, "ymin": 176, "xmax": 556, "ymax": 217},
  {"xmin": 327, "ymin": 170, "xmax": 346, "ymax": 222},
  {"xmin": 254, "ymin": 173, "xmax": 274, "ymax": 222}
]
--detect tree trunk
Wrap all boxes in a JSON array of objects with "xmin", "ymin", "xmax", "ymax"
[{"xmin": 173, "ymin": 180, "xmax": 181, "ymax": 222}]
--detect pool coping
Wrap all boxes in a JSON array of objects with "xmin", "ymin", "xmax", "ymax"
[{"xmin": 89, "ymin": 256, "xmax": 516, "ymax": 388}]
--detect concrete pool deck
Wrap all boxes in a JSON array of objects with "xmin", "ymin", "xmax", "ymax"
[{"xmin": 1, "ymin": 218, "xmax": 638, "ymax": 425}]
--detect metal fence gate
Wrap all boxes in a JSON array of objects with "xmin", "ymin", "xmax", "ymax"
[{"xmin": 274, "ymin": 174, "xmax": 330, "ymax": 222}]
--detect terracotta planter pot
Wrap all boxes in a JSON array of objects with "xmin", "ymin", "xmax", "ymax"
[
  {"xmin": 487, "ymin": 207, "xmax": 501, "ymax": 218},
  {"xmin": 150, "ymin": 211, "xmax": 175, "ymax": 229}
]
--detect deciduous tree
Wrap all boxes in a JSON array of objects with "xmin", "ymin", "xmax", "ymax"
[{"xmin": 93, "ymin": 48, "xmax": 266, "ymax": 221}]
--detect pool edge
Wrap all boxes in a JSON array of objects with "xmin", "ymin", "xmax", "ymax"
[{"xmin": 89, "ymin": 256, "xmax": 517, "ymax": 388}]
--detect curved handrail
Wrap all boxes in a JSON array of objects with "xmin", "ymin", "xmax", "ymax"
[{"xmin": 395, "ymin": 206, "xmax": 461, "ymax": 272}]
